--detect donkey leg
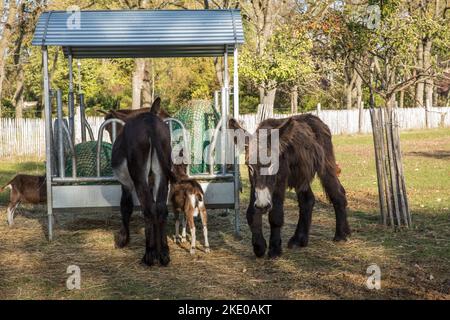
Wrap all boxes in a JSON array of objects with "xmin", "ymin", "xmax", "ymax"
[
  {"xmin": 7, "ymin": 188, "xmax": 21, "ymax": 227},
  {"xmin": 157, "ymin": 202, "xmax": 170, "ymax": 266},
  {"xmin": 268, "ymin": 197, "xmax": 284, "ymax": 259},
  {"xmin": 7, "ymin": 202, "xmax": 19, "ymax": 227},
  {"xmin": 320, "ymin": 174, "xmax": 351, "ymax": 242},
  {"xmin": 142, "ymin": 201, "xmax": 158, "ymax": 266},
  {"xmin": 288, "ymin": 187, "xmax": 315, "ymax": 248},
  {"xmin": 174, "ymin": 212, "xmax": 181, "ymax": 244},
  {"xmin": 132, "ymin": 177, "xmax": 158, "ymax": 266},
  {"xmin": 186, "ymin": 212, "xmax": 196, "ymax": 255},
  {"xmin": 247, "ymin": 186, "xmax": 266, "ymax": 258},
  {"xmin": 115, "ymin": 186, "xmax": 134, "ymax": 248},
  {"xmin": 199, "ymin": 203, "xmax": 210, "ymax": 253},
  {"xmin": 152, "ymin": 154, "xmax": 170, "ymax": 266},
  {"xmin": 181, "ymin": 214, "xmax": 187, "ymax": 243}
]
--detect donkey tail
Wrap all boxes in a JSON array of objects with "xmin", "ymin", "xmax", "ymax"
[
  {"xmin": 152, "ymin": 136, "xmax": 178, "ymax": 184},
  {"xmin": 0, "ymin": 177, "xmax": 15, "ymax": 193}
]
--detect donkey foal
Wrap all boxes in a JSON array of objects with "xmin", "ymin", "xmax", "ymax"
[{"xmin": 170, "ymin": 178, "xmax": 210, "ymax": 255}]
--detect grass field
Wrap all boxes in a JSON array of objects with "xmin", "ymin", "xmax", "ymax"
[{"xmin": 0, "ymin": 128, "xmax": 449, "ymax": 299}]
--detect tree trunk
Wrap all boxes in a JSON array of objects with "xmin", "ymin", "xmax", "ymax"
[
  {"xmin": 132, "ymin": 58, "xmax": 146, "ymax": 109},
  {"xmin": 290, "ymin": 85, "xmax": 298, "ymax": 114},
  {"xmin": 16, "ymin": 95, "xmax": 24, "ymax": 119},
  {"xmin": 13, "ymin": 68, "xmax": 25, "ymax": 118},
  {"xmin": 259, "ymin": 85, "xmax": 277, "ymax": 114},
  {"xmin": 345, "ymin": 82, "xmax": 353, "ymax": 110},
  {"xmin": 415, "ymin": 41, "xmax": 425, "ymax": 107},
  {"xmin": 0, "ymin": 1, "xmax": 18, "ymax": 116},
  {"xmin": 141, "ymin": 60, "xmax": 153, "ymax": 108},
  {"xmin": 355, "ymin": 74, "xmax": 363, "ymax": 110},
  {"xmin": 399, "ymin": 90, "xmax": 405, "ymax": 108},
  {"xmin": 214, "ymin": 57, "xmax": 223, "ymax": 87},
  {"xmin": 345, "ymin": 71, "xmax": 357, "ymax": 109},
  {"xmin": 424, "ymin": 38, "xmax": 433, "ymax": 108},
  {"xmin": 357, "ymin": 73, "xmax": 363, "ymax": 133}
]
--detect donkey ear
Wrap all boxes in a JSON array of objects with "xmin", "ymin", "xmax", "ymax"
[
  {"xmin": 110, "ymin": 110, "xmax": 120, "ymax": 119},
  {"xmin": 277, "ymin": 117, "xmax": 295, "ymax": 140},
  {"xmin": 228, "ymin": 118, "xmax": 244, "ymax": 131},
  {"xmin": 150, "ymin": 97, "xmax": 161, "ymax": 115},
  {"xmin": 228, "ymin": 118, "xmax": 251, "ymax": 147}
]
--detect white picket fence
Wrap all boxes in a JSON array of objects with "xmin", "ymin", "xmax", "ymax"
[
  {"xmin": 0, "ymin": 117, "xmax": 108, "ymax": 159},
  {"xmin": 238, "ymin": 107, "xmax": 450, "ymax": 134},
  {"xmin": 1, "ymin": 107, "xmax": 449, "ymax": 158}
]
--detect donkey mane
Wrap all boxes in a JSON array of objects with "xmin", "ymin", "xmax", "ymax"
[{"xmin": 257, "ymin": 114, "xmax": 334, "ymax": 191}]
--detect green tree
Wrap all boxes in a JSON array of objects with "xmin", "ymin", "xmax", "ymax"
[{"xmin": 241, "ymin": 23, "xmax": 314, "ymax": 113}]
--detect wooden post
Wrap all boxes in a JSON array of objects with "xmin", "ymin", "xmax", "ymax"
[
  {"xmin": 378, "ymin": 109, "xmax": 395, "ymax": 227},
  {"xmin": 392, "ymin": 109, "xmax": 411, "ymax": 226},
  {"xmin": 370, "ymin": 108, "xmax": 387, "ymax": 224},
  {"xmin": 384, "ymin": 108, "xmax": 401, "ymax": 227}
]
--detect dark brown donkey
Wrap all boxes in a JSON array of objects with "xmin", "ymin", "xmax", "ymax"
[
  {"xmin": 229, "ymin": 114, "xmax": 351, "ymax": 258},
  {"xmin": 111, "ymin": 98, "xmax": 176, "ymax": 267}
]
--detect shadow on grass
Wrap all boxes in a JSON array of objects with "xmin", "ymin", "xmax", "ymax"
[{"xmin": 407, "ymin": 150, "xmax": 450, "ymax": 160}]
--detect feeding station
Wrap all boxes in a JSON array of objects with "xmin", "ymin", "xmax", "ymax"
[{"xmin": 31, "ymin": 9, "xmax": 245, "ymax": 240}]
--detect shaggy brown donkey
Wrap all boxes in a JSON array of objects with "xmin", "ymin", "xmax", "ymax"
[
  {"xmin": 112, "ymin": 98, "xmax": 175, "ymax": 267},
  {"xmin": 1, "ymin": 175, "xmax": 46, "ymax": 226},
  {"xmin": 170, "ymin": 164, "xmax": 210, "ymax": 255},
  {"xmin": 229, "ymin": 114, "xmax": 351, "ymax": 258}
]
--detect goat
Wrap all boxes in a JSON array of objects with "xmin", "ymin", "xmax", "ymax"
[{"xmin": 1, "ymin": 175, "xmax": 46, "ymax": 226}]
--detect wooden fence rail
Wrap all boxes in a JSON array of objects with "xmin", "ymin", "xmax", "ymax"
[{"xmin": 1, "ymin": 107, "xmax": 449, "ymax": 158}]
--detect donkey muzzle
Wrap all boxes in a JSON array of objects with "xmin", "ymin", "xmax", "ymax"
[{"xmin": 254, "ymin": 187, "xmax": 272, "ymax": 213}]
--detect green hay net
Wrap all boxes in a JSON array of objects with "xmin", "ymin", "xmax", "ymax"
[
  {"xmin": 65, "ymin": 141, "xmax": 113, "ymax": 178},
  {"xmin": 61, "ymin": 100, "xmax": 219, "ymax": 178},
  {"xmin": 173, "ymin": 100, "xmax": 220, "ymax": 175}
]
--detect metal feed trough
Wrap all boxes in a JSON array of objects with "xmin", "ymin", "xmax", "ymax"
[{"xmin": 32, "ymin": 10, "xmax": 245, "ymax": 240}]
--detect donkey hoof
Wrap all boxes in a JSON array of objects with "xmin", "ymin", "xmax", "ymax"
[
  {"xmin": 268, "ymin": 247, "xmax": 282, "ymax": 259},
  {"xmin": 205, "ymin": 247, "xmax": 211, "ymax": 254},
  {"xmin": 159, "ymin": 252, "xmax": 171, "ymax": 267},
  {"xmin": 114, "ymin": 232, "xmax": 129, "ymax": 249},
  {"xmin": 141, "ymin": 250, "xmax": 157, "ymax": 267},
  {"xmin": 181, "ymin": 237, "xmax": 187, "ymax": 244},
  {"xmin": 288, "ymin": 235, "xmax": 308, "ymax": 249},
  {"xmin": 253, "ymin": 242, "xmax": 267, "ymax": 258}
]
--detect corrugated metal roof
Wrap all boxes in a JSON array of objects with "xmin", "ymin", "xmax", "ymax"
[{"xmin": 32, "ymin": 10, "xmax": 244, "ymax": 58}]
